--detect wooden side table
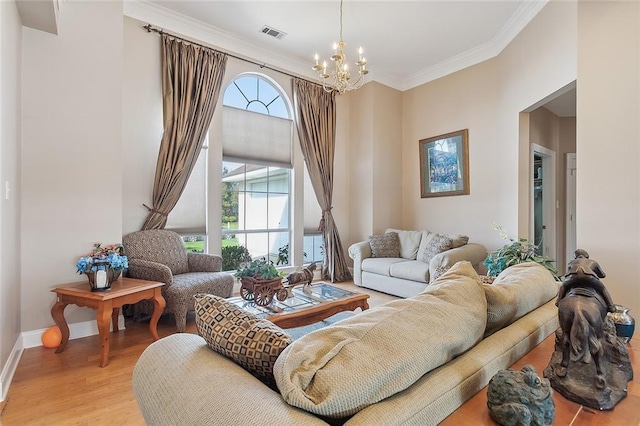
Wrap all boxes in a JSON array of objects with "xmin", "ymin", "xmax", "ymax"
[{"xmin": 51, "ymin": 277, "xmax": 165, "ymax": 367}]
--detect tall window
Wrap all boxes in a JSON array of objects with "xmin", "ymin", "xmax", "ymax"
[{"xmin": 221, "ymin": 75, "xmax": 293, "ymax": 270}]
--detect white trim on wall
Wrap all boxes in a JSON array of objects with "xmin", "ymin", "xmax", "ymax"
[
  {"xmin": 0, "ymin": 336, "xmax": 23, "ymax": 402},
  {"xmin": 566, "ymin": 153, "xmax": 577, "ymax": 263},
  {"xmin": 1, "ymin": 316, "xmax": 125, "ymax": 401},
  {"xmin": 530, "ymin": 143, "xmax": 557, "ymax": 260},
  {"xmin": 123, "ymin": 0, "xmax": 548, "ymax": 92},
  {"xmin": 21, "ymin": 316, "xmax": 126, "ymax": 349}
]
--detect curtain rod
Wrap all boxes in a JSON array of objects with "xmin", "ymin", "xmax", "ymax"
[{"xmin": 142, "ymin": 24, "xmax": 316, "ymax": 85}]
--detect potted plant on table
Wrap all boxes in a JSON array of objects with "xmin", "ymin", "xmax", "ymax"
[
  {"xmin": 76, "ymin": 243, "xmax": 129, "ymax": 291},
  {"xmin": 235, "ymin": 258, "xmax": 287, "ymax": 306},
  {"xmin": 483, "ymin": 223, "xmax": 559, "ymax": 281}
]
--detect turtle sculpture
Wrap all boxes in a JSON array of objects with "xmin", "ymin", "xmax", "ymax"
[{"xmin": 487, "ymin": 364, "xmax": 555, "ymax": 426}]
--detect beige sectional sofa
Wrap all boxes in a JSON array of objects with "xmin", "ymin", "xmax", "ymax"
[
  {"xmin": 349, "ymin": 228, "xmax": 488, "ymax": 297},
  {"xmin": 133, "ymin": 261, "xmax": 559, "ymax": 425}
]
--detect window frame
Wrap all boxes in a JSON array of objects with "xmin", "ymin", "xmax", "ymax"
[{"xmin": 220, "ymin": 74, "xmax": 294, "ymax": 268}]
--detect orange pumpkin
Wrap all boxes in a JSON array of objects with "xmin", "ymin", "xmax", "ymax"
[{"xmin": 41, "ymin": 326, "xmax": 62, "ymax": 349}]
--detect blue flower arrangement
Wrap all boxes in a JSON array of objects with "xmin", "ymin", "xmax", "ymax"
[{"xmin": 76, "ymin": 243, "xmax": 129, "ymax": 274}]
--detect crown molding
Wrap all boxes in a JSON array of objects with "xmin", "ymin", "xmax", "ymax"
[
  {"xmin": 493, "ymin": 0, "xmax": 549, "ymax": 52},
  {"xmin": 123, "ymin": 0, "xmax": 548, "ymax": 93},
  {"xmin": 401, "ymin": 40, "xmax": 497, "ymax": 91},
  {"xmin": 400, "ymin": 0, "xmax": 548, "ymax": 91}
]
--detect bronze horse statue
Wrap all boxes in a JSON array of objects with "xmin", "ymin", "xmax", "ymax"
[
  {"xmin": 554, "ymin": 287, "xmax": 608, "ymax": 389},
  {"xmin": 285, "ymin": 262, "xmax": 316, "ymax": 286}
]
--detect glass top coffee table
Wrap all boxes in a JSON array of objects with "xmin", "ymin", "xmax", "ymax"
[{"xmin": 226, "ymin": 282, "xmax": 369, "ymax": 328}]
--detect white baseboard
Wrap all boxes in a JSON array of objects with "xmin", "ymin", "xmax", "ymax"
[
  {"xmin": 0, "ymin": 335, "xmax": 24, "ymax": 401},
  {"xmin": 22, "ymin": 315, "xmax": 126, "ymax": 349},
  {"xmin": 0, "ymin": 316, "xmax": 126, "ymax": 402}
]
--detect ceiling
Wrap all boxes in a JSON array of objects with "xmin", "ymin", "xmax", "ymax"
[
  {"xmin": 135, "ymin": 1, "xmax": 549, "ymax": 91},
  {"xmin": 542, "ymin": 88, "xmax": 576, "ymax": 117},
  {"xmin": 17, "ymin": 0, "xmax": 573, "ymax": 112}
]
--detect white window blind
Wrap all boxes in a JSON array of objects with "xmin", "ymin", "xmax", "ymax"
[
  {"xmin": 165, "ymin": 146, "xmax": 207, "ymax": 235},
  {"xmin": 303, "ymin": 163, "xmax": 322, "ymax": 233},
  {"xmin": 222, "ymin": 106, "xmax": 293, "ymax": 168}
]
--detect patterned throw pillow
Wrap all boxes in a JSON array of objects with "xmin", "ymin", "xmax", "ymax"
[
  {"xmin": 194, "ymin": 293, "xmax": 292, "ymax": 386},
  {"xmin": 369, "ymin": 232, "xmax": 401, "ymax": 258},
  {"xmin": 417, "ymin": 232, "xmax": 453, "ymax": 264}
]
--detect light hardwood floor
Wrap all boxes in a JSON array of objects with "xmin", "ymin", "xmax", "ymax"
[{"xmin": 0, "ymin": 281, "xmax": 397, "ymax": 425}]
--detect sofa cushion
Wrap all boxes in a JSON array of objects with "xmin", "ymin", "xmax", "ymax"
[
  {"xmin": 361, "ymin": 257, "xmax": 409, "ymax": 276},
  {"xmin": 417, "ymin": 232, "xmax": 453, "ymax": 264},
  {"xmin": 274, "ymin": 261, "xmax": 487, "ymax": 418},
  {"xmin": 385, "ymin": 229, "xmax": 423, "ymax": 259},
  {"xmin": 482, "ymin": 262, "xmax": 559, "ymax": 336},
  {"xmin": 389, "ymin": 260, "xmax": 430, "ymax": 283},
  {"xmin": 193, "ymin": 293, "xmax": 292, "ymax": 386},
  {"xmin": 369, "ymin": 232, "xmax": 400, "ymax": 258}
]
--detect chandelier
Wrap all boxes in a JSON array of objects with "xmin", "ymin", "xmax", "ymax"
[{"xmin": 312, "ymin": 0, "xmax": 368, "ymax": 94}]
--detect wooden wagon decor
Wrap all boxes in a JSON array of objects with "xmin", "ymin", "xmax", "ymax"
[
  {"xmin": 239, "ymin": 276, "xmax": 287, "ymax": 306},
  {"xmin": 235, "ymin": 258, "xmax": 287, "ymax": 306}
]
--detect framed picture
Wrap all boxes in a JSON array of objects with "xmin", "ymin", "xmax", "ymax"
[{"xmin": 419, "ymin": 129, "xmax": 469, "ymax": 198}]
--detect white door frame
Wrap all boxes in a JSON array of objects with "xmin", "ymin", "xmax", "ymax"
[
  {"xmin": 530, "ymin": 143, "xmax": 556, "ymax": 260},
  {"xmin": 566, "ymin": 153, "xmax": 577, "ymax": 263}
]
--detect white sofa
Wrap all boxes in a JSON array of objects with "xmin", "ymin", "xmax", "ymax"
[
  {"xmin": 349, "ymin": 228, "xmax": 488, "ymax": 298},
  {"xmin": 133, "ymin": 262, "xmax": 560, "ymax": 425}
]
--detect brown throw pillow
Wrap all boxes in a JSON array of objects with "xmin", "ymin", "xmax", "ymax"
[
  {"xmin": 369, "ymin": 232, "xmax": 401, "ymax": 258},
  {"xmin": 194, "ymin": 293, "xmax": 292, "ymax": 386}
]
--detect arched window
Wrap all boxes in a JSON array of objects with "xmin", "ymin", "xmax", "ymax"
[
  {"xmin": 223, "ymin": 75, "xmax": 289, "ymax": 118},
  {"xmin": 221, "ymin": 74, "xmax": 293, "ymax": 269}
]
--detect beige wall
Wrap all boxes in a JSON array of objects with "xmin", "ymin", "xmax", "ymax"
[
  {"xmin": 0, "ymin": 0, "xmax": 22, "ymax": 382},
  {"xmin": 577, "ymin": 1, "xmax": 640, "ymax": 317},
  {"xmin": 122, "ymin": 17, "xmax": 162, "ymax": 237},
  {"xmin": 346, "ymin": 84, "xmax": 374, "ymax": 241},
  {"xmin": 558, "ymin": 116, "xmax": 576, "ymax": 266},
  {"xmin": 400, "ymin": 1, "xmax": 576, "ymax": 251},
  {"xmin": 372, "ymin": 83, "xmax": 403, "ymax": 235},
  {"xmin": 402, "ymin": 59, "xmax": 501, "ymax": 245},
  {"xmin": 346, "ymin": 81, "xmax": 403, "ymax": 245},
  {"xmin": 500, "ymin": 1, "xmax": 577, "ymax": 239},
  {"xmin": 21, "ymin": 1, "xmax": 124, "ymax": 331}
]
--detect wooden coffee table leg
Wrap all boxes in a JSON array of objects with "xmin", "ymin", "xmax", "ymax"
[
  {"xmin": 96, "ymin": 301, "xmax": 113, "ymax": 367},
  {"xmin": 51, "ymin": 300, "xmax": 70, "ymax": 354},
  {"xmin": 149, "ymin": 289, "xmax": 166, "ymax": 340}
]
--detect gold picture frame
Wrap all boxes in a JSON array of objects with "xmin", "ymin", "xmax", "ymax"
[{"xmin": 419, "ymin": 129, "xmax": 469, "ymax": 198}]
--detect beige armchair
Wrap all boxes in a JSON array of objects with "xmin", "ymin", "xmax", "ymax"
[{"xmin": 123, "ymin": 230, "xmax": 234, "ymax": 332}]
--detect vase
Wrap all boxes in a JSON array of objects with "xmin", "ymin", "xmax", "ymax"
[
  {"xmin": 609, "ymin": 304, "xmax": 635, "ymax": 344},
  {"xmin": 86, "ymin": 263, "xmax": 121, "ymax": 292}
]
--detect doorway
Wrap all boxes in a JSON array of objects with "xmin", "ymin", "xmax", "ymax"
[
  {"xmin": 531, "ymin": 144, "xmax": 556, "ymax": 260},
  {"xmin": 566, "ymin": 153, "xmax": 577, "ymax": 262}
]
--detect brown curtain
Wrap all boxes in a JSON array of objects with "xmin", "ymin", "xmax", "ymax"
[
  {"xmin": 141, "ymin": 35, "xmax": 227, "ymax": 230},
  {"xmin": 293, "ymin": 79, "xmax": 352, "ymax": 282}
]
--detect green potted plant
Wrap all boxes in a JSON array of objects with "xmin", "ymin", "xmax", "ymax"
[
  {"xmin": 235, "ymin": 258, "xmax": 287, "ymax": 306},
  {"xmin": 483, "ymin": 224, "xmax": 560, "ymax": 280}
]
